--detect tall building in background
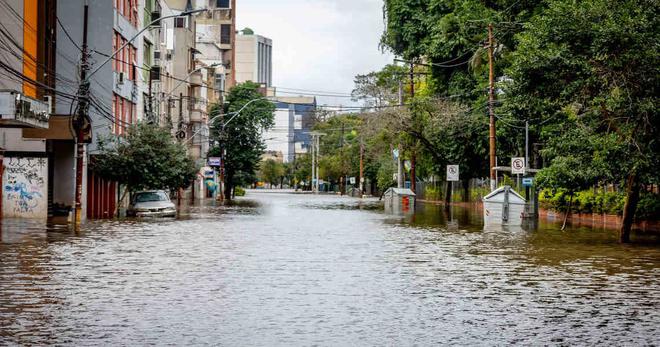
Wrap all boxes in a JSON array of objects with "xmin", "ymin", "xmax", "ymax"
[
  {"xmin": 235, "ymin": 33, "xmax": 272, "ymax": 88},
  {"xmin": 263, "ymin": 97, "xmax": 316, "ymax": 163}
]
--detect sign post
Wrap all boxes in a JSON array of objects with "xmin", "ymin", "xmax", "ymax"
[
  {"xmin": 511, "ymin": 157, "xmax": 525, "ymax": 175},
  {"xmin": 446, "ymin": 165, "xmax": 459, "ymax": 182},
  {"xmin": 511, "ymin": 157, "xmax": 525, "ymax": 189}
]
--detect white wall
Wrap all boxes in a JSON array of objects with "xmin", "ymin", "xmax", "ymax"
[{"xmin": 2, "ymin": 156, "xmax": 48, "ymax": 219}]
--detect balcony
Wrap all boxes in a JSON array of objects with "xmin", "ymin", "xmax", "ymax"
[
  {"xmin": 0, "ymin": 91, "xmax": 50, "ymax": 128},
  {"xmin": 189, "ymin": 109, "xmax": 206, "ymax": 122},
  {"xmin": 189, "ymin": 98, "xmax": 207, "ymax": 122},
  {"xmin": 189, "ymin": 70, "xmax": 203, "ymax": 86}
]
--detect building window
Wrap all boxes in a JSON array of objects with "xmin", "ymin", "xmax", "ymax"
[
  {"xmin": 143, "ymin": 40, "xmax": 153, "ymax": 81},
  {"xmin": 113, "ymin": 31, "xmax": 136, "ymax": 81},
  {"xmin": 216, "ymin": 0, "xmax": 230, "ymax": 8},
  {"xmin": 114, "ymin": 0, "xmax": 137, "ymax": 27},
  {"xmin": 220, "ymin": 24, "xmax": 231, "ymax": 44},
  {"xmin": 113, "ymin": 93, "xmax": 136, "ymax": 135},
  {"xmin": 174, "ymin": 17, "xmax": 186, "ymax": 28}
]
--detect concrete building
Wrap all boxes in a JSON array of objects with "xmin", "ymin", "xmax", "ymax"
[
  {"xmin": 263, "ymin": 97, "xmax": 316, "ymax": 163},
  {"xmin": 235, "ymin": 33, "xmax": 272, "ymax": 87},
  {"xmin": 0, "ymin": 0, "xmax": 53, "ymax": 220},
  {"xmin": 194, "ymin": 0, "xmax": 236, "ymax": 103}
]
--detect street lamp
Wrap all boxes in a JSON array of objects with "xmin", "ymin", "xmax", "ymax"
[{"xmin": 86, "ymin": 8, "xmax": 208, "ymax": 81}]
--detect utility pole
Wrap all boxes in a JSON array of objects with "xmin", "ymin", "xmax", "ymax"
[
  {"xmin": 74, "ymin": 2, "xmax": 90, "ymax": 227},
  {"xmin": 397, "ymin": 145, "xmax": 403, "ymax": 188},
  {"xmin": 311, "ymin": 134, "xmax": 316, "ymax": 193},
  {"xmin": 409, "ymin": 61, "xmax": 416, "ymax": 194},
  {"xmin": 148, "ymin": 71, "xmax": 153, "ymax": 123},
  {"xmin": 488, "ymin": 23, "xmax": 497, "ymax": 191},
  {"xmin": 359, "ymin": 140, "xmax": 364, "ymax": 196},
  {"xmin": 340, "ymin": 122, "xmax": 345, "ymax": 195},
  {"xmin": 315, "ymin": 134, "xmax": 322, "ymax": 193}
]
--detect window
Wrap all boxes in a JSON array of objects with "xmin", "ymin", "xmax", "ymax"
[
  {"xmin": 143, "ymin": 41, "xmax": 152, "ymax": 81},
  {"xmin": 174, "ymin": 17, "xmax": 186, "ymax": 28},
  {"xmin": 113, "ymin": 93, "xmax": 135, "ymax": 135},
  {"xmin": 220, "ymin": 24, "xmax": 231, "ymax": 44},
  {"xmin": 216, "ymin": 0, "xmax": 230, "ymax": 8},
  {"xmin": 114, "ymin": 0, "xmax": 137, "ymax": 27}
]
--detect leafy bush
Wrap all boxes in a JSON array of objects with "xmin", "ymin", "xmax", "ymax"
[
  {"xmin": 424, "ymin": 185, "xmax": 443, "ymax": 201},
  {"xmin": 234, "ymin": 186, "xmax": 246, "ymax": 197},
  {"xmin": 539, "ymin": 188, "xmax": 659, "ymax": 219}
]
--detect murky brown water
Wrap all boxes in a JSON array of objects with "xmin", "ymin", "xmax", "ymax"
[{"xmin": 1, "ymin": 191, "xmax": 658, "ymax": 345}]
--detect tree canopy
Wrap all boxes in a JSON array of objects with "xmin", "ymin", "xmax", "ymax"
[
  {"xmin": 208, "ymin": 81, "xmax": 275, "ymax": 199},
  {"xmin": 92, "ymin": 123, "xmax": 197, "ymax": 192}
]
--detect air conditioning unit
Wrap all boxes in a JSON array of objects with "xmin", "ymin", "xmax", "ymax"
[
  {"xmin": 117, "ymin": 72, "xmax": 125, "ymax": 85},
  {"xmin": 150, "ymin": 11, "xmax": 161, "ymax": 26},
  {"xmin": 154, "ymin": 50, "xmax": 161, "ymax": 64}
]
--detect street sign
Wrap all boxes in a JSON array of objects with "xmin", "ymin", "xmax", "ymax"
[
  {"xmin": 349, "ymin": 177, "xmax": 356, "ymax": 184},
  {"xmin": 392, "ymin": 148, "xmax": 399, "ymax": 159},
  {"xmin": 511, "ymin": 157, "xmax": 525, "ymax": 174},
  {"xmin": 208, "ymin": 157, "xmax": 221, "ymax": 167},
  {"xmin": 522, "ymin": 177, "xmax": 533, "ymax": 187},
  {"xmin": 447, "ymin": 165, "xmax": 459, "ymax": 181}
]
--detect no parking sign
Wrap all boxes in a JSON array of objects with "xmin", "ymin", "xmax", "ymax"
[{"xmin": 511, "ymin": 157, "xmax": 525, "ymax": 174}]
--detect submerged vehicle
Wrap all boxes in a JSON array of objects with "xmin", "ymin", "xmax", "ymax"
[{"xmin": 127, "ymin": 190, "xmax": 177, "ymax": 217}]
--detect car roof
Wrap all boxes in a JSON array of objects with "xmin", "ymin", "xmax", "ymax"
[{"xmin": 135, "ymin": 190, "xmax": 166, "ymax": 194}]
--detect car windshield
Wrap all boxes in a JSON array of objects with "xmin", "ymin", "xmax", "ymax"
[{"xmin": 134, "ymin": 192, "xmax": 168, "ymax": 203}]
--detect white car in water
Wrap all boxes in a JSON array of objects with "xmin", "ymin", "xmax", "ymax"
[{"xmin": 127, "ymin": 190, "xmax": 177, "ymax": 217}]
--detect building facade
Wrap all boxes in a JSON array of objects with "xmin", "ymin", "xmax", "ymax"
[
  {"xmin": 263, "ymin": 97, "xmax": 316, "ymax": 163},
  {"xmin": 235, "ymin": 33, "xmax": 272, "ymax": 87},
  {"xmin": 0, "ymin": 0, "xmax": 217, "ymax": 220}
]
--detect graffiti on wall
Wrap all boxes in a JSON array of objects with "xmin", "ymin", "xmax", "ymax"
[{"xmin": 3, "ymin": 157, "xmax": 48, "ymax": 218}]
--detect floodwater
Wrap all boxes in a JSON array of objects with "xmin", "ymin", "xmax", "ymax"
[{"xmin": 1, "ymin": 191, "xmax": 658, "ymax": 345}]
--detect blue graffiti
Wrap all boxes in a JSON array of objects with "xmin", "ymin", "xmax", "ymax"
[{"xmin": 5, "ymin": 182, "xmax": 42, "ymax": 212}]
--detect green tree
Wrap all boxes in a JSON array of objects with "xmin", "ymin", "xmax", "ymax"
[
  {"xmin": 92, "ymin": 123, "xmax": 197, "ymax": 193},
  {"xmin": 506, "ymin": 0, "xmax": 659, "ymax": 242},
  {"xmin": 208, "ymin": 82, "xmax": 275, "ymax": 200},
  {"xmin": 259, "ymin": 159, "xmax": 285, "ymax": 187}
]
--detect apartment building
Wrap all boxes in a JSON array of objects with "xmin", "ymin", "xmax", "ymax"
[
  {"xmin": 0, "ymin": 0, "xmax": 53, "ymax": 219},
  {"xmin": 0, "ymin": 0, "xmax": 215, "ymax": 220},
  {"xmin": 235, "ymin": 33, "xmax": 272, "ymax": 88},
  {"xmin": 195, "ymin": 0, "xmax": 237, "ymax": 104},
  {"xmin": 263, "ymin": 97, "xmax": 317, "ymax": 163}
]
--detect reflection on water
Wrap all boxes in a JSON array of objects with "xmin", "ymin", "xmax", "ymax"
[{"xmin": 0, "ymin": 193, "xmax": 658, "ymax": 345}]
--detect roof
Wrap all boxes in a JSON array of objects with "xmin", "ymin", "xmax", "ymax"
[
  {"xmin": 483, "ymin": 186, "xmax": 526, "ymax": 203},
  {"xmin": 384, "ymin": 188, "xmax": 416, "ymax": 196},
  {"xmin": 273, "ymin": 96, "xmax": 316, "ymax": 105}
]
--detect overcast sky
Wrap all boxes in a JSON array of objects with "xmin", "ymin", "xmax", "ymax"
[{"xmin": 236, "ymin": 0, "xmax": 393, "ymax": 107}]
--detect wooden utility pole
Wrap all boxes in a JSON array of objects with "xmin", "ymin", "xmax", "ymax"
[
  {"xmin": 409, "ymin": 62, "xmax": 416, "ymax": 194},
  {"xmin": 488, "ymin": 23, "xmax": 497, "ymax": 191},
  {"xmin": 74, "ymin": 2, "xmax": 90, "ymax": 227}
]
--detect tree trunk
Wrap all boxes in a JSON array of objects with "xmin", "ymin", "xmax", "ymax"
[
  {"xmin": 224, "ymin": 182, "xmax": 233, "ymax": 201},
  {"xmin": 620, "ymin": 173, "xmax": 640, "ymax": 243},
  {"xmin": 561, "ymin": 193, "xmax": 573, "ymax": 231},
  {"xmin": 462, "ymin": 179, "xmax": 470, "ymax": 202}
]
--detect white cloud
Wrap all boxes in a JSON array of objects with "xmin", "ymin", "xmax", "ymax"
[{"xmin": 236, "ymin": 0, "xmax": 393, "ymax": 106}]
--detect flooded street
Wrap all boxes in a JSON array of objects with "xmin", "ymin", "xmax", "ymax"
[{"xmin": 1, "ymin": 191, "xmax": 658, "ymax": 345}]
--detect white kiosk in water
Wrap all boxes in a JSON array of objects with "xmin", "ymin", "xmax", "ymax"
[{"xmin": 483, "ymin": 186, "xmax": 526, "ymax": 226}]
